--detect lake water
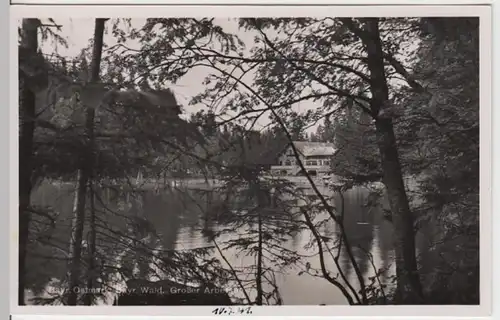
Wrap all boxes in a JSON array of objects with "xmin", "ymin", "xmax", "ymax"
[{"xmin": 25, "ymin": 180, "xmax": 434, "ymax": 305}]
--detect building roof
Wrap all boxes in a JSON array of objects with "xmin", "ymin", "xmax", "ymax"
[{"xmin": 289, "ymin": 141, "xmax": 336, "ymax": 157}]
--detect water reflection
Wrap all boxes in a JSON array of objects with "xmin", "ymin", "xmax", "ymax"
[
  {"xmin": 338, "ymin": 189, "xmax": 376, "ymax": 283},
  {"xmin": 26, "ymin": 181, "xmax": 412, "ymax": 305}
]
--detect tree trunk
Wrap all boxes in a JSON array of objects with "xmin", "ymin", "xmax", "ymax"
[
  {"xmin": 18, "ymin": 18, "xmax": 40, "ymax": 306},
  {"xmin": 67, "ymin": 18, "xmax": 106, "ymax": 306},
  {"xmin": 375, "ymin": 119, "xmax": 423, "ymax": 303},
  {"xmin": 83, "ymin": 182, "xmax": 97, "ymax": 305},
  {"xmin": 255, "ymin": 199, "xmax": 263, "ymax": 305},
  {"xmin": 362, "ymin": 18, "xmax": 424, "ymax": 304}
]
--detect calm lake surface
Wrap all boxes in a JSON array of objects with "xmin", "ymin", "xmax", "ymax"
[
  {"xmin": 173, "ymin": 189, "xmax": 396, "ymax": 305},
  {"xmin": 27, "ymin": 180, "xmax": 433, "ymax": 305}
]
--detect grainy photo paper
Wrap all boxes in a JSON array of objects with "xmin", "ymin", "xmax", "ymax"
[{"xmin": 10, "ymin": 2, "xmax": 493, "ymax": 318}]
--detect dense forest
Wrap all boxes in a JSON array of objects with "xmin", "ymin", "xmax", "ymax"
[{"xmin": 18, "ymin": 17, "xmax": 479, "ymax": 306}]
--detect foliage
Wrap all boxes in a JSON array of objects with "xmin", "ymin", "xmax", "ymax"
[
  {"xmin": 402, "ymin": 17, "xmax": 479, "ymax": 304},
  {"xmin": 210, "ymin": 170, "xmax": 304, "ymax": 305}
]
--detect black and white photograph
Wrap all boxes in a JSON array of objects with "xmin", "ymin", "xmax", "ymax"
[{"xmin": 15, "ymin": 5, "xmax": 490, "ymax": 312}]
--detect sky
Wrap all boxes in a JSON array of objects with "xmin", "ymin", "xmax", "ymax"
[
  {"xmin": 41, "ymin": 19, "xmax": 230, "ymax": 114},
  {"xmin": 38, "ymin": 18, "xmax": 334, "ymax": 134},
  {"xmin": 37, "ymin": 18, "xmax": 418, "ymax": 135}
]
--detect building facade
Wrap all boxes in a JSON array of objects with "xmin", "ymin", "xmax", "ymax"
[{"xmin": 270, "ymin": 141, "xmax": 336, "ymax": 176}]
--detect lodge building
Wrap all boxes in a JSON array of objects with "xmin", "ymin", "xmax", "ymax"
[{"xmin": 270, "ymin": 141, "xmax": 336, "ymax": 177}]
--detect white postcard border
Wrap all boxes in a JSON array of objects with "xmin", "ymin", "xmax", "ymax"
[{"xmin": 9, "ymin": 3, "xmax": 494, "ymax": 318}]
